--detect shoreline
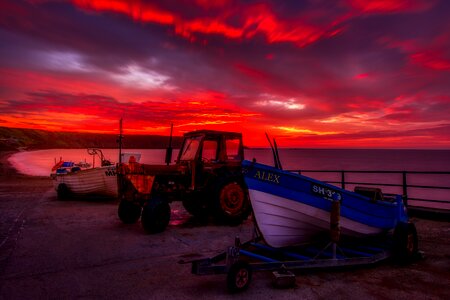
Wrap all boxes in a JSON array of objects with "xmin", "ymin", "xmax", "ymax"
[
  {"xmin": 0, "ymin": 151, "xmax": 50, "ymax": 181},
  {"xmin": 0, "ymin": 151, "xmax": 21, "ymax": 178}
]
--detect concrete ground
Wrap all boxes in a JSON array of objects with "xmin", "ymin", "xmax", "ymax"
[{"xmin": 0, "ymin": 153, "xmax": 449, "ymax": 299}]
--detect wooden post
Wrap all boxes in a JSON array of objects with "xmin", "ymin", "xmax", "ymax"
[
  {"xmin": 330, "ymin": 200, "xmax": 341, "ymax": 259},
  {"xmin": 402, "ymin": 171, "xmax": 408, "ymax": 207},
  {"xmin": 330, "ymin": 200, "xmax": 340, "ymax": 243}
]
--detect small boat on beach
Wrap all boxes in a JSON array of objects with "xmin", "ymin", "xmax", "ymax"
[
  {"xmin": 242, "ymin": 160, "xmax": 410, "ymax": 248},
  {"xmin": 51, "ymin": 148, "xmax": 118, "ymax": 199}
]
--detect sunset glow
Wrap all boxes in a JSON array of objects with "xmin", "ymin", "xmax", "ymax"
[{"xmin": 0, "ymin": 0, "xmax": 449, "ymax": 148}]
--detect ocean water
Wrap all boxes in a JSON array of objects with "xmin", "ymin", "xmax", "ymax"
[{"xmin": 9, "ymin": 148, "xmax": 450, "ymax": 210}]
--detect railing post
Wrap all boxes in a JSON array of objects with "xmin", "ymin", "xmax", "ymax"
[
  {"xmin": 402, "ymin": 171, "xmax": 408, "ymax": 207},
  {"xmin": 341, "ymin": 171, "xmax": 345, "ymax": 189}
]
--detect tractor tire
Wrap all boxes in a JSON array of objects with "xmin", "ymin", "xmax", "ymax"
[
  {"xmin": 182, "ymin": 193, "xmax": 209, "ymax": 218},
  {"xmin": 141, "ymin": 198, "xmax": 171, "ymax": 234},
  {"xmin": 118, "ymin": 200, "xmax": 141, "ymax": 224},
  {"xmin": 214, "ymin": 178, "xmax": 250, "ymax": 224},
  {"xmin": 57, "ymin": 183, "xmax": 70, "ymax": 200},
  {"xmin": 393, "ymin": 222, "xmax": 418, "ymax": 264}
]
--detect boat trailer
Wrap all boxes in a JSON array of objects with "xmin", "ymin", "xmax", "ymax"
[
  {"xmin": 181, "ymin": 232, "xmax": 420, "ymax": 293},
  {"xmin": 180, "ymin": 197, "xmax": 420, "ymax": 292}
]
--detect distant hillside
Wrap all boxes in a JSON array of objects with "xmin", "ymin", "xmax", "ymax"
[{"xmin": 0, "ymin": 127, "xmax": 183, "ymax": 150}]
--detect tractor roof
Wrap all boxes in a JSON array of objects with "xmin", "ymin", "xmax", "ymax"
[{"xmin": 183, "ymin": 130, "xmax": 242, "ymax": 138}]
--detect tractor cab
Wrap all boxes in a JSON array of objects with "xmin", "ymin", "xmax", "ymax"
[{"xmin": 176, "ymin": 130, "xmax": 243, "ymax": 189}]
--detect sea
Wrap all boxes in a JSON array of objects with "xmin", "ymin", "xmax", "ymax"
[{"xmin": 8, "ymin": 148, "xmax": 450, "ymax": 210}]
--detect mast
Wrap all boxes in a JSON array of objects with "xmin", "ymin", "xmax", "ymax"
[
  {"xmin": 265, "ymin": 132, "xmax": 280, "ymax": 169},
  {"xmin": 273, "ymin": 138, "xmax": 283, "ymax": 170}
]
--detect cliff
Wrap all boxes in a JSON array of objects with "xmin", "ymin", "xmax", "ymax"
[{"xmin": 0, "ymin": 127, "xmax": 183, "ymax": 150}]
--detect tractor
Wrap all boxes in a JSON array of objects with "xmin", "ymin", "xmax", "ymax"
[{"xmin": 117, "ymin": 130, "xmax": 251, "ymax": 233}]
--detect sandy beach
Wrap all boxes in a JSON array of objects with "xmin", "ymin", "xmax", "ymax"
[{"xmin": 0, "ymin": 151, "xmax": 449, "ymax": 299}]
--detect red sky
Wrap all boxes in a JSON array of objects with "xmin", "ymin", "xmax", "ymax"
[{"xmin": 0, "ymin": 0, "xmax": 449, "ymax": 148}]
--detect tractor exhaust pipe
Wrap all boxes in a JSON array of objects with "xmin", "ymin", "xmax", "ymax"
[{"xmin": 165, "ymin": 123, "xmax": 173, "ymax": 166}]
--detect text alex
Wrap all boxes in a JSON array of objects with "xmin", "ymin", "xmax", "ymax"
[{"xmin": 254, "ymin": 170, "xmax": 280, "ymax": 184}]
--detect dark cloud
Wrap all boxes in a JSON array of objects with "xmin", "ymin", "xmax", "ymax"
[{"xmin": 0, "ymin": 0, "xmax": 449, "ymax": 147}]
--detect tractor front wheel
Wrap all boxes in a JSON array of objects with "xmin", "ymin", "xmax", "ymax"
[
  {"xmin": 141, "ymin": 198, "xmax": 171, "ymax": 234},
  {"xmin": 118, "ymin": 200, "xmax": 141, "ymax": 224},
  {"xmin": 57, "ymin": 183, "xmax": 70, "ymax": 200}
]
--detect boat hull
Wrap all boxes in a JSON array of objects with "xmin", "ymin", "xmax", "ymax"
[
  {"xmin": 243, "ymin": 161, "xmax": 408, "ymax": 248},
  {"xmin": 53, "ymin": 166, "xmax": 117, "ymax": 197}
]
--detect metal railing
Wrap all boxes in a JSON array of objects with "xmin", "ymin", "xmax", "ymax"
[{"xmin": 287, "ymin": 169, "xmax": 450, "ymax": 208}]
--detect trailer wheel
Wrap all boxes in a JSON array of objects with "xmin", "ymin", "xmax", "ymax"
[
  {"xmin": 227, "ymin": 261, "xmax": 252, "ymax": 293},
  {"xmin": 214, "ymin": 179, "xmax": 250, "ymax": 224},
  {"xmin": 141, "ymin": 198, "xmax": 171, "ymax": 234},
  {"xmin": 57, "ymin": 183, "xmax": 70, "ymax": 200},
  {"xmin": 118, "ymin": 200, "xmax": 141, "ymax": 224},
  {"xmin": 393, "ymin": 222, "xmax": 418, "ymax": 264}
]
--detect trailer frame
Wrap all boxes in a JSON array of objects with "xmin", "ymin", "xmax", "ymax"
[
  {"xmin": 182, "ymin": 196, "xmax": 420, "ymax": 292},
  {"xmin": 183, "ymin": 233, "xmax": 409, "ymax": 292}
]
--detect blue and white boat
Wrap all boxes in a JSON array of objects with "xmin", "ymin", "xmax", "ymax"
[{"xmin": 243, "ymin": 160, "xmax": 409, "ymax": 248}]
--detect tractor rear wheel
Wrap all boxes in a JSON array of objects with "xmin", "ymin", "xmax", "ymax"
[
  {"xmin": 141, "ymin": 198, "xmax": 171, "ymax": 234},
  {"xmin": 214, "ymin": 178, "xmax": 250, "ymax": 224}
]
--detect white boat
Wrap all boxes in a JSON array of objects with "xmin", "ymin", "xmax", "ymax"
[
  {"xmin": 51, "ymin": 148, "xmax": 118, "ymax": 199},
  {"xmin": 53, "ymin": 165, "xmax": 117, "ymax": 198}
]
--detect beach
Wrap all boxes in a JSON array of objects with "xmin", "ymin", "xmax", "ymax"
[{"xmin": 0, "ymin": 151, "xmax": 449, "ymax": 299}]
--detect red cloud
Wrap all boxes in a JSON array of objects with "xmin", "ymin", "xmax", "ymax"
[
  {"xmin": 73, "ymin": 0, "xmax": 174, "ymax": 24},
  {"xmin": 234, "ymin": 63, "xmax": 269, "ymax": 80},
  {"xmin": 194, "ymin": 0, "xmax": 232, "ymax": 9},
  {"xmin": 276, "ymin": 125, "xmax": 450, "ymax": 149},
  {"xmin": 379, "ymin": 32, "xmax": 450, "ymax": 71},
  {"xmin": 348, "ymin": 0, "xmax": 434, "ymax": 13},
  {"xmin": 354, "ymin": 73, "xmax": 370, "ymax": 79},
  {"xmin": 175, "ymin": 17, "xmax": 244, "ymax": 40},
  {"xmin": 0, "ymin": 90, "xmax": 259, "ymax": 135},
  {"xmin": 72, "ymin": 0, "xmax": 345, "ymax": 47},
  {"xmin": 410, "ymin": 52, "xmax": 450, "ymax": 71}
]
